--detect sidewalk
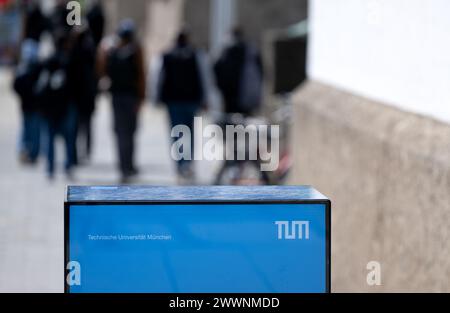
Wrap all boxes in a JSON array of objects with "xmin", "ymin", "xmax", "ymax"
[{"xmin": 0, "ymin": 69, "xmax": 218, "ymax": 292}]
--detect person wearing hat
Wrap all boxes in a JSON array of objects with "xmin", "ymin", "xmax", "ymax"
[{"xmin": 97, "ymin": 19, "xmax": 146, "ymax": 183}]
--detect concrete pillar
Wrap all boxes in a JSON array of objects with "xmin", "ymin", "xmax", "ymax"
[
  {"xmin": 210, "ymin": 0, "xmax": 236, "ymax": 56},
  {"xmin": 146, "ymin": 0, "xmax": 185, "ymax": 56}
]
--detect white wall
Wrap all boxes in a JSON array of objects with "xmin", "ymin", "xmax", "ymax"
[{"xmin": 308, "ymin": 0, "xmax": 450, "ymax": 124}]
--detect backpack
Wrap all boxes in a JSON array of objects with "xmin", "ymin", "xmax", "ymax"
[
  {"xmin": 13, "ymin": 62, "xmax": 40, "ymax": 101},
  {"xmin": 106, "ymin": 43, "xmax": 139, "ymax": 95},
  {"xmin": 159, "ymin": 47, "xmax": 203, "ymax": 103},
  {"xmin": 34, "ymin": 53, "xmax": 70, "ymax": 118}
]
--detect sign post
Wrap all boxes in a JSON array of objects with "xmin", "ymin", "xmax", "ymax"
[{"xmin": 65, "ymin": 186, "xmax": 330, "ymax": 293}]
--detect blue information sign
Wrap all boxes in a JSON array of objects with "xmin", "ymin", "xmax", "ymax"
[{"xmin": 65, "ymin": 186, "xmax": 330, "ymax": 293}]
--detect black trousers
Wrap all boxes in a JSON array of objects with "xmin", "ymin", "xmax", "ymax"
[
  {"xmin": 77, "ymin": 112, "xmax": 93, "ymax": 159},
  {"xmin": 112, "ymin": 94, "xmax": 138, "ymax": 175}
]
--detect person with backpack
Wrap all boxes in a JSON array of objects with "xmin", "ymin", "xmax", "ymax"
[
  {"xmin": 13, "ymin": 39, "xmax": 42, "ymax": 164},
  {"xmin": 12, "ymin": 0, "xmax": 49, "ymax": 165},
  {"xmin": 98, "ymin": 19, "xmax": 145, "ymax": 183},
  {"xmin": 34, "ymin": 29, "xmax": 77, "ymax": 180},
  {"xmin": 213, "ymin": 27, "xmax": 263, "ymax": 116},
  {"xmin": 156, "ymin": 30, "xmax": 207, "ymax": 180}
]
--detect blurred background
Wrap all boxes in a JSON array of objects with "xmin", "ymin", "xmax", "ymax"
[{"xmin": 0, "ymin": 0, "xmax": 449, "ymax": 292}]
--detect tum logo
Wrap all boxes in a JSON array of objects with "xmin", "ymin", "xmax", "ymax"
[{"xmin": 275, "ymin": 221, "xmax": 310, "ymax": 240}]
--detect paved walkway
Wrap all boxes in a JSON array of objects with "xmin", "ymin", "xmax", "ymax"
[{"xmin": 0, "ymin": 69, "xmax": 219, "ymax": 292}]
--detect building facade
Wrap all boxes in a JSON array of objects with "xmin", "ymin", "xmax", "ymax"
[{"xmin": 291, "ymin": 0, "xmax": 450, "ymax": 292}]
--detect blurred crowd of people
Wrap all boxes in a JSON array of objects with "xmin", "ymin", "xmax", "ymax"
[
  {"xmin": 13, "ymin": 0, "xmax": 104, "ymax": 180},
  {"xmin": 12, "ymin": 0, "xmax": 264, "ymax": 184}
]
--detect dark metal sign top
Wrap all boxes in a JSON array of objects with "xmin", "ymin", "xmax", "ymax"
[{"xmin": 66, "ymin": 185, "xmax": 329, "ymax": 203}]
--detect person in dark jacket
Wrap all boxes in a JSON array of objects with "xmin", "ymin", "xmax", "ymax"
[
  {"xmin": 214, "ymin": 27, "xmax": 263, "ymax": 116},
  {"xmin": 13, "ymin": 0, "xmax": 48, "ymax": 164},
  {"xmin": 69, "ymin": 26, "xmax": 97, "ymax": 162},
  {"xmin": 13, "ymin": 39, "xmax": 42, "ymax": 164},
  {"xmin": 98, "ymin": 19, "xmax": 146, "ymax": 183},
  {"xmin": 157, "ymin": 30, "xmax": 206, "ymax": 179},
  {"xmin": 49, "ymin": 0, "xmax": 71, "ymax": 35},
  {"xmin": 86, "ymin": 0, "xmax": 105, "ymax": 48},
  {"xmin": 21, "ymin": 0, "xmax": 48, "ymax": 42},
  {"xmin": 35, "ymin": 29, "xmax": 77, "ymax": 179}
]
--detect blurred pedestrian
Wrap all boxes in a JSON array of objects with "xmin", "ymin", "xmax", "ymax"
[
  {"xmin": 35, "ymin": 29, "xmax": 77, "ymax": 180},
  {"xmin": 21, "ymin": 0, "xmax": 48, "ymax": 43},
  {"xmin": 12, "ymin": 39, "xmax": 42, "ymax": 164},
  {"xmin": 214, "ymin": 27, "xmax": 263, "ymax": 116},
  {"xmin": 156, "ymin": 30, "xmax": 206, "ymax": 180},
  {"xmin": 98, "ymin": 19, "xmax": 145, "ymax": 183},
  {"xmin": 86, "ymin": 0, "xmax": 105, "ymax": 48},
  {"xmin": 12, "ymin": 0, "xmax": 48, "ymax": 165},
  {"xmin": 67, "ymin": 0, "xmax": 105, "ymax": 162},
  {"xmin": 49, "ymin": 0, "xmax": 71, "ymax": 37},
  {"xmin": 69, "ymin": 25, "xmax": 97, "ymax": 162}
]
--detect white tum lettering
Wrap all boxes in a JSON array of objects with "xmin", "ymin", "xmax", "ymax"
[{"xmin": 275, "ymin": 221, "xmax": 310, "ymax": 240}]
